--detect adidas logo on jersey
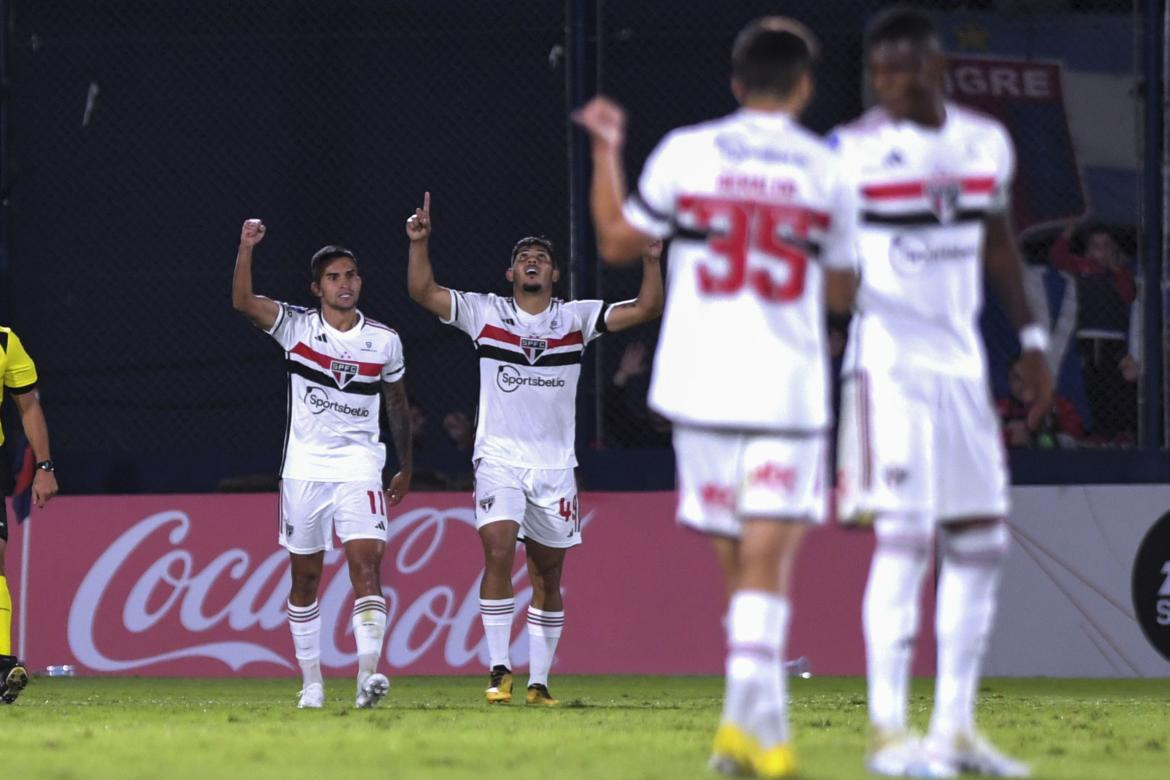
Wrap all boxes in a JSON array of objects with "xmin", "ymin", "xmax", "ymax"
[
  {"xmin": 883, "ymin": 149, "xmax": 905, "ymax": 166},
  {"xmin": 315, "ymin": 333, "xmax": 327, "ymax": 342},
  {"xmin": 374, "ymin": 520, "xmax": 386, "ymax": 530}
]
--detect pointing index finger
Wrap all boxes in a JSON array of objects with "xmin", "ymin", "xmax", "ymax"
[{"xmin": 423, "ymin": 191, "xmax": 431, "ymax": 215}]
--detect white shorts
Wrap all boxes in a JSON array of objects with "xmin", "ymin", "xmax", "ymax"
[
  {"xmin": 473, "ymin": 459, "xmax": 581, "ymax": 549},
  {"xmin": 279, "ymin": 478, "xmax": 389, "ymax": 554},
  {"xmin": 673, "ymin": 426, "xmax": 829, "ymax": 539},
  {"xmin": 836, "ymin": 369, "xmax": 1009, "ymax": 523}
]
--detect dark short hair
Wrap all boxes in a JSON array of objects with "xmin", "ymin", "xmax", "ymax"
[
  {"xmin": 510, "ymin": 236, "xmax": 556, "ymax": 267},
  {"xmin": 731, "ymin": 17, "xmax": 818, "ymax": 99},
  {"xmin": 310, "ymin": 245, "xmax": 358, "ymax": 284},
  {"xmin": 864, "ymin": 6, "xmax": 939, "ymax": 54}
]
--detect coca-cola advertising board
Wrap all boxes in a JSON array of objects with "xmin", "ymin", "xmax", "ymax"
[{"xmin": 6, "ymin": 493, "xmax": 926, "ymax": 677}]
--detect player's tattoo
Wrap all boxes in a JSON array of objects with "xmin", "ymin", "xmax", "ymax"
[{"xmin": 383, "ymin": 380, "xmax": 413, "ymax": 473}]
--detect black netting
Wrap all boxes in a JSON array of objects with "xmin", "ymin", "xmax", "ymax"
[{"xmin": 0, "ymin": 0, "xmax": 1155, "ymax": 494}]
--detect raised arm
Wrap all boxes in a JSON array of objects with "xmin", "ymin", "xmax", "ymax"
[
  {"xmin": 381, "ymin": 378, "xmax": 413, "ymax": 506},
  {"xmin": 573, "ymin": 97, "xmax": 656, "ymax": 265},
  {"xmin": 985, "ymin": 213, "xmax": 1054, "ymax": 429},
  {"xmin": 12, "ymin": 390, "xmax": 57, "ymax": 507},
  {"xmin": 232, "ymin": 219, "xmax": 280, "ymax": 331},
  {"xmin": 605, "ymin": 239, "xmax": 666, "ymax": 332},
  {"xmin": 406, "ymin": 192, "xmax": 454, "ymax": 319}
]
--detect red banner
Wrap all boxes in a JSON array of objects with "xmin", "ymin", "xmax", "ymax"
[{"xmin": 6, "ymin": 493, "xmax": 934, "ymax": 677}]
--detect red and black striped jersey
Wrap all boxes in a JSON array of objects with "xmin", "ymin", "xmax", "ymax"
[
  {"xmin": 266, "ymin": 303, "xmax": 405, "ymax": 482},
  {"xmin": 831, "ymin": 103, "xmax": 1015, "ymax": 380},
  {"xmin": 624, "ymin": 108, "xmax": 856, "ymax": 432},
  {"xmin": 441, "ymin": 291, "xmax": 610, "ymax": 468}
]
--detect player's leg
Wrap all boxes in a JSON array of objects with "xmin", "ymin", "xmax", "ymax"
[
  {"xmin": 0, "ymin": 525, "xmax": 30, "ymax": 705},
  {"xmin": 724, "ymin": 518, "xmax": 806, "ymax": 779},
  {"xmin": 335, "ymin": 481, "xmax": 392, "ymax": 708},
  {"xmin": 516, "ymin": 467, "xmax": 579, "ymax": 706},
  {"xmin": 280, "ymin": 479, "xmax": 332, "ymax": 708},
  {"xmin": 733, "ymin": 432, "xmax": 827, "ymax": 779},
  {"xmin": 522, "ymin": 539, "xmax": 565, "ymax": 706},
  {"xmin": 672, "ymin": 427, "xmax": 753, "ymax": 773},
  {"xmin": 840, "ymin": 370, "xmax": 936, "ymax": 774},
  {"xmin": 474, "ymin": 459, "xmax": 526, "ymax": 702},
  {"xmin": 925, "ymin": 377, "xmax": 1027, "ymax": 776}
]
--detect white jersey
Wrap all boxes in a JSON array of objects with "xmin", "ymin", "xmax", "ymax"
[
  {"xmin": 442, "ymin": 291, "xmax": 611, "ymax": 468},
  {"xmin": 623, "ymin": 108, "xmax": 855, "ymax": 431},
  {"xmin": 831, "ymin": 103, "xmax": 1015, "ymax": 380},
  {"xmin": 266, "ymin": 303, "xmax": 405, "ymax": 482}
]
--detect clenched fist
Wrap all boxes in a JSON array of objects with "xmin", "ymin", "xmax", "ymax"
[{"xmin": 240, "ymin": 219, "xmax": 267, "ymax": 247}]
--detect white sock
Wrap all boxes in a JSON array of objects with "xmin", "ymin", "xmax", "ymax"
[
  {"xmin": 723, "ymin": 590, "xmax": 790, "ymax": 749},
  {"xmin": 479, "ymin": 598, "xmax": 515, "ymax": 670},
  {"xmin": 863, "ymin": 514, "xmax": 932, "ymax": 734},
  {"xmin": 526, "ymin": 607, "xmax": 564, "ymax": 688},
  {"xmin": 288, "ymin": 600, "xmax": 323, "ymax": 688},
  {"xmin": 930, "ymin": 522, "xmax": 1010, "ymax": 739},
  {"xmin": 351, "ymin": 595, "xmax": 388, "ymax": 689}
]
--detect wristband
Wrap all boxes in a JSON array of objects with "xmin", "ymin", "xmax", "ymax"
[{"xmin": 1019, "ymin": 324, "xmax": 1049, "ymax": 352}]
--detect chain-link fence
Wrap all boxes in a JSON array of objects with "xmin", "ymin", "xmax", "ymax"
[{"xmin": 0, "ymin": 0, "xmax": 1156, "ymax": 493}]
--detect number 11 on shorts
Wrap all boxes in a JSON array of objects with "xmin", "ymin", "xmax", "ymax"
[{"xmin": 367, "ymin": 490, "xmax": 386, "ymax": 516}]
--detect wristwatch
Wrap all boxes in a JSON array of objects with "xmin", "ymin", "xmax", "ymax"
[{"xmin": 35, "ymin": 459, "xmax": 55, "ymax": 473}]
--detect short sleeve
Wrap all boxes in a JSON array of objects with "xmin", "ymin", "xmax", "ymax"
[
  {"xmin": 988, "ymin": 124, "xmax": 1016, "ymax": 214},
  {"xmin": 622, "ymin": 132, "xmax": 681, "ymax": 239},
  {"xmin": 265, "ymin": 301, "xmax": 309, "ymax": 351},
  {"xmin": 570, "ymin": 299, "xmax": 614, "ymax": 344},
  {"xmin": 440, "ymin": 290, "xmax": 491, "ymax": 340},
  {"xmin": 821, "ymin": 147, "xmax": 860, "ymax": 272},
  {"xmin": 383, "ymin": 332, "xmax": 406, "ymax": 383},
  {"xmin": 3, "ymin": 330, "xmax": 38, "ymax": 393}
]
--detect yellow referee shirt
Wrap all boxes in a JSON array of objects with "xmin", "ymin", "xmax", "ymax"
[{"xmin": 0, "ymin": 327, "xmax": 38, "ymax": 447}]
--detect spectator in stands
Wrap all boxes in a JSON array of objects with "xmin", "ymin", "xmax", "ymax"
[
  {"xmin": 1049, "ymin": 220, "xmax": 1137, "ymax": 442},
  {"xmin": 443, "ymin": 410, "xmax": 475, "ymax": 451},
  {"xmin": 604, "ymin": 341, "xmax": 670, "ymax": 447},
  {"xmin": 997, "ymin": 356, "xmax": 1084, "ymax": 449}
]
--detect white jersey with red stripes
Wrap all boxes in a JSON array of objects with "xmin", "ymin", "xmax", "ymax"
[
  {"xmin": 266, "ymin": 303, "xmax": 405, "ymax": 482},
  {"xmin": 442, "ymin": 291, "xmax": 610, "ymax": 468},
  {"xmin": 622, "ymin": 108, "xmax": 856, "ymax": 431},
  {"xmin": 831, "ymin": 103, "xmax": 1015, "ymax": 379}
]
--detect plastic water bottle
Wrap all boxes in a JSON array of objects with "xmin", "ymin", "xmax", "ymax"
[
  {"xmin": 45, "ymin": 665, "xmax": 76, "ymax": 677},
  {"xmin": 783, "ymin": 656, "xmax": 812, "ymax": 679}
]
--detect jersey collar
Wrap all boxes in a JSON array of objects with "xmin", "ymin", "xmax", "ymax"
[{"xmin": 318, "ymin": 308, "xmax": 365, "ymax": 337}]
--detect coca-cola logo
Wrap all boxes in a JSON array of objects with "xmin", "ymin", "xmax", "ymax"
[{"xmin": 66, "ymin": 505, "xmax": 592, "ymax": 673}]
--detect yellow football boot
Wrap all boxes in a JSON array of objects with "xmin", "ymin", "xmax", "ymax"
[
  {"xmin": 525, "ymin": 683, "xmax": 559, "ymax": 707},
  {"xmin": 708, "ymin": 723, "xmax": 758, "ymax": 776},
  {"xmin": 485, "ymin": 665, "xmax": 512, "ymax": 704}
]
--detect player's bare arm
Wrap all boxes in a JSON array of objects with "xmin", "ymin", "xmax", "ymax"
[
  {"xmin": 825, "ymin": 269, "xmax": 858, "ymax": 315},
  {"xmin": 12, "ymin": 390, "xmax": 57, "ymax": 508},
  {"xmin": 984, "ymin": 213, "xmax": 1054, "ymax": 428},
  {"xmin": 232, "ymin": 219, "xmax": 280, "ymax": 331},
  {"xmin": 605, "ymin": 239, "xmax": 666, "ymax": 332},
  {"xmin": 381, "ymin": 378, "xmax": 413, "ymax": 506},
  {"xmin": 405, "ymin": 192, "xmax": 454, "ymax": 319},
  {"xmin": 573, "ymin": 97, "xmax": 655, "ymax": 264}
]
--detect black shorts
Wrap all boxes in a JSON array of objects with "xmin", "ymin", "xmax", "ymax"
[{"xmin": 0, "ymin": 501, "xmax": 6, "ymax": 542}]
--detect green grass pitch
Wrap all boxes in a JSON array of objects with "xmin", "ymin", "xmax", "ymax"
[{"xmin": 4, "ymin": 676, "xmax": 1168, "ymax": 779}]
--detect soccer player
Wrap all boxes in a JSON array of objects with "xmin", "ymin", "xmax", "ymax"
[
  {"xmin": 232, "ymin": 218, "xmax": 412, "ymax": 709},
  {"xmin": 574, "ymin": 18, "xmax": 856, "ymax": 778},
  {"xmin": 0, "ymin": 327, "xmax": 58, "ymax": 705},
  {"xmin": 831, "ymin": 9, "xmax": 1052, "ymax": 777},
  {"xmin": 405, "ymin": 192, "xmax": 663, "ymax": 706}
]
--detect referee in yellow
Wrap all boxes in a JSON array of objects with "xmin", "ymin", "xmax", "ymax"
[{"xmin": 0, "ymin": 325, "xmax": 57, "ymax": 704}]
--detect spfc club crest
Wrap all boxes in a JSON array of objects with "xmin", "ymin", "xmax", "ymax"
[
  {"xmin": 330, "ymin": 359, "xmax": 359, "ymax": 388},
  {"xmin": 521, "ymin": 337, "xmax": 548, "ymax": 363},
  {"xmin": 925, "ymin": 178, "xmax": 962, "ymax": 224}
]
